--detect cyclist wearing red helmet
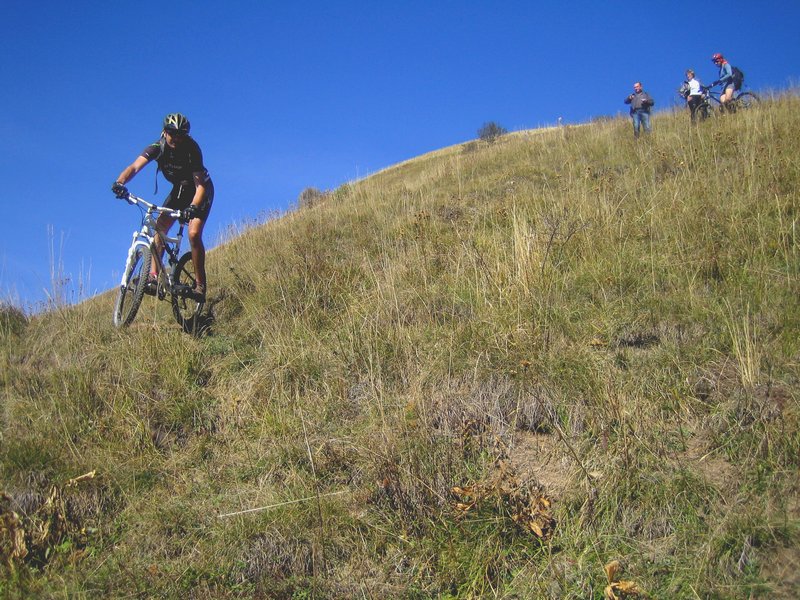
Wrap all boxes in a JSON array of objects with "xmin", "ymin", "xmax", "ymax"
[
  {"xmin": 112, "ymin": 113, "xmax": 214, "ymax": 301},
  {"xmin": 711, "ymin": 53, "xmax": 735, "ymax": 111}
]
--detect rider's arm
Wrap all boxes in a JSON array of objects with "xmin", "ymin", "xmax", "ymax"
[
  {"xmin": 190, "ymin": 170, "xmax": 209, "ymax": 207},
  {"xmin": 115, "ymin": 155, "xmax": 150, "ymax": 186},
  {"xmin": 714, "ymin": 63, "xmax": 732, "ymax": 87},
  {"xmin": 720, "ymin": 63, "xmax": 733, "ymax": 83}
]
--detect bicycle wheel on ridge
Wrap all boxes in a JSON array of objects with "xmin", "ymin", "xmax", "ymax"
[
  {"xmin": 695, "ymin": 100, "xmax": 711, "ymax": 122},
  {"xmin": 736, "ymin": 92, "xmax": 759, "ymax": 110},
  {"xmin": 113, "ymin": 245, "xmax": 151, "ymax": 327},
  {"xmin": 171, "ymin": 251, "xmax": 204, "ymax": 333}
]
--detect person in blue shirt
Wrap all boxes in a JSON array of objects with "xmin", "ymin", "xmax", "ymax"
[{"xmin": 711, "ymin": 53, "xmax": 734, "ymax": 112}]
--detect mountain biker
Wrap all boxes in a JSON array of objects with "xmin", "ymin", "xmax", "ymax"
[
  {"xmin": 112, "ymin": 113, "xmax": 214, "ymax": 301},
  {"xmin": 710, "ymin": 53, "xmax": 735, "ymax": 112},
  {"xmin": 624, "ymin": 82, "xmax": 654, "ymax": 138},
  {"xmin": 679, "ymin": 69, "xmax": 705, "ymax": 122}
]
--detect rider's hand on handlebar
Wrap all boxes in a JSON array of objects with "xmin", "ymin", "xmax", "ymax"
[
  {"xmin": 112, "ymin": 182, "xmax": 128, "ymax": 199},
  {"xmin": 179, "ymin": 205, "xmax": 198, "ymax": 223}
]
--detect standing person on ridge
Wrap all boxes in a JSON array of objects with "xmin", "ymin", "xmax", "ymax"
[
  {"xmin": 112, "ymin": 113, "xmax": 214, "ymax": 301},
  {"xmin": 624, "ymin": 82, "xmax": 655, "ymax": 138},
  {"xmin": 680, "ymin": 69, "xmax": 705, "ymax": 122},
  {"xmin": 711, "ymin": 53, "xmax": 735, "ymax": 112}
]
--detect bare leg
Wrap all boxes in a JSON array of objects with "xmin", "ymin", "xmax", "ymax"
[
  {"xmin": 721, "ymin": 86, "xmax": 735, "ymax": 112},
  {"xmin": 152, "ymin": 214, "xmax": 177, "ymax": 277},
  {"xmin": 188, "ymin": 217, "xmax": 207, "ymax": 291}
]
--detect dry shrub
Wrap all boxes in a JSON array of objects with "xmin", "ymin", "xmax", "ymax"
[
  {"xmin": 0, "ymin": 302, "xmax": 27, "ymax": 337},
  {"xmin": 368, "ymin": 377, "xmax": 561, "ymax": 542},
  {"xmin": 297, "ymin": 187, "xmax": 330, "ymax": 209},
  {"xmin": 478, "ymin": 122, "xmax": 508, "ymax": 144},
  {"xmin": 1, "ymin": 471, "xmax": 109, "ymax": 570},
  {"xmin": 0, "ymin": 493, "xmax": 27, "ymax": 569},
  {"xmin": 452, "ymin": 458, "xmax": 556, "ymax": 539}
]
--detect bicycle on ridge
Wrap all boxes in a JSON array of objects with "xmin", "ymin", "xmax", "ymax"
[
  {"xmin": 700, "ymin": 85, "xmax": 759, "ymax": 117},
  {"xmin": 113, "ymin": 191, "xmax": 204, "ymax": 332}
]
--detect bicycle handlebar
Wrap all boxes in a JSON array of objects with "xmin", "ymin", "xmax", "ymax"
[{"xmin": 120, "ymin": 193, "xmax": 183, "ymax": 220}]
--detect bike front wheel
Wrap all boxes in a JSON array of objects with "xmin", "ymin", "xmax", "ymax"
[
  {"xmin": 113, "ymin": 245, "xmax": 151, "ymax": 327},
  {"xmin": 736, "ymin": 92, "xmax": 759, "ymax": 110},
  {"xmin": 171, "ymin": 251, "xmax": 204, "ymax": 333},
  {"xmin": 696, "ymin": 101, "xmax": 711, "ymax": 122}
]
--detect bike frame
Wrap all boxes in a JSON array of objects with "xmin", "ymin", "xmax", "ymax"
[
  {"xmin": 113, "ymin": 191, "xmax": 204, "ymax": 331},
  {"xmin": 118, "ymin": 193, "xmax": 185, "ymax": 291},
  {"xmin": 704, "ymin": 85, "xmax": 751, "ymax": 104},
  {"xmin": 705, "ymin": 88, "xmax": 731, "ymax": 103}
]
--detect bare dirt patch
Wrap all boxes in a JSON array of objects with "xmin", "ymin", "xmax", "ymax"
[
  {"xmin": 680, "ymin": 434, "xmax": 737, "ymax": 495},
  {"xmin": 759, "ymin": 543, "xmax": 800, "ymax": 599},
  {"xmin": 509, "ymin": 431, "xmax": 572, "ymax": 500}
]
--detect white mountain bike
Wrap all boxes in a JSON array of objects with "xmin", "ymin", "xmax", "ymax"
[{"xmin": 113, "ymin": 192, "xmax": 204, "ymax": 331}]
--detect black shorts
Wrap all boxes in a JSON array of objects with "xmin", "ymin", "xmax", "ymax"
[{"xmin": 165, "ymin": 181, "xmax": 214, "ymax": 220}]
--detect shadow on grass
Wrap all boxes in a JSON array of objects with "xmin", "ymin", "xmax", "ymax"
[{"xmin": 183, "ymin": 289, "xmax": 226, "ymax": 336}]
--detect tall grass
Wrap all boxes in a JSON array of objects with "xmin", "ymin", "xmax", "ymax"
[{"xmin": 1, "ymin": 94, "xmax": 799, "ymax": 598}]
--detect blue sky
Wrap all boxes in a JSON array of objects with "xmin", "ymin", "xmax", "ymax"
[{"xmin": 2, "ymin": 1, "xmax": 798, "ymax": 310}]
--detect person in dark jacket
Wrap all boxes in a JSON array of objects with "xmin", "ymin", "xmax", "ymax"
[
  {"xmin": 112, "ymin": 113, "xmax": 214, "ymax": 301},
  {"xmin": 624, "ymin": 82, "xmax": 655, "ymax": 138}
]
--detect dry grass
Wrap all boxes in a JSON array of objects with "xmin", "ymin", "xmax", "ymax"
[{"xmin": 2, "ymin": 93, "xmax": 799, "ymax": 598}]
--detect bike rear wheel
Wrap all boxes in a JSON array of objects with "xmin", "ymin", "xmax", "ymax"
[
  {"xmin": 736, "ymin": 91, "xmax": 759, "ymax": 109},
  {"xmin": 171, "ymin": 251, "xmax": 204, "ymax": 333},
  {"xmin": 113, "ymin": 245, "xmax": 151, "ymax": 327},
  {"xmin": 695, "ymin": 101, "xmax": 711, "ymax": 122}
]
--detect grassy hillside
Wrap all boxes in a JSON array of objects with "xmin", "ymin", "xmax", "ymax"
[{"xmin": 2, "ymin": 95, "xmax": 799, "ymax": 599}]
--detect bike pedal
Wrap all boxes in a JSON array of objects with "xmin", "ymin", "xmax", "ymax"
[
  {"xmin": 173, "ymin": 283, "xmax": 192, "ymax": 297},
  {"xmin": 144, "ymin": 277, "xmax": 158, "ymax": 296}
]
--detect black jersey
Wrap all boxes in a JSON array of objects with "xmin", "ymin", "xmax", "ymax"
[{"xmin": 141, "ymin": 136, "xmax": 211, "ymax": 185}]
